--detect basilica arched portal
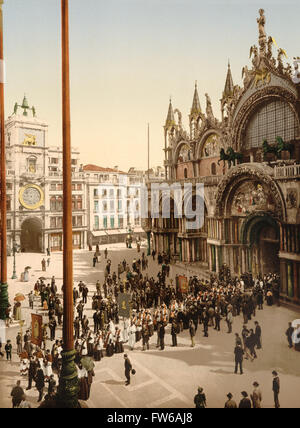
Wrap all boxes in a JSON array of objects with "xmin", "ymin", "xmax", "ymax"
[
  {"xmin": 20, "ymin": 217, "xmax": 43, "ymax": 253},
  {"xmin": 241, "ymin": 213, "xmax": 280, "ymax": 276}
]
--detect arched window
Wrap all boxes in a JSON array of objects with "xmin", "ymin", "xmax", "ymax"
[
  {"xmin": 245, "ymin": 99, "xmax": 299, "ymax": 149},
  {"xmin": 50, "ymin": 197, "xmax": 56, "ymax": 211},
  {"xmin": 6, "ymin": 196, "xmax": 11, "ymax": 211},
  {"xmin": 77, "ymin": 196, "xmax": 83, "ymax": 210},
  {"xmin": 27, "ymin": 156, "xmax": 37, "ymax": 173},
  {"xmin": 211, "ymin": 163, "xmax": 217, "ymax": 175},
  {"xmin": 184, "ymin": 168, "xmax": 188, "ymax": 179},
  {"xmin": 56, "ymin": 197, "xmax": 63, "ymax": 211}
]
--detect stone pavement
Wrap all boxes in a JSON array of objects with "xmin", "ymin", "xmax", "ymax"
[{"xmin": 0, "ymin": 243, "xmax": 299, "ymax": 408}]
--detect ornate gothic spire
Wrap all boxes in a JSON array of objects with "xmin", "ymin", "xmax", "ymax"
[
  {"xmin": 223, "ymin": 62, "xmax": 234, "ymax": 99},
  {"xmin": 190, "ymin": 81, "xmax": 202, "ymax": 117},
  {"xmin": 165, "ymin": 98, "xmax": 176, "ymax": 128}
]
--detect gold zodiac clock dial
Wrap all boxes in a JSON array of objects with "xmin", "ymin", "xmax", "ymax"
[{"xmin": 19, "ymin": 184, "xmax": 44, "ymax": 210}]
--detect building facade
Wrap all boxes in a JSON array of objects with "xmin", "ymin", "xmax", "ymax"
[
  {"xmin": 146, "ymin": 10, "xmax": 300, "ymax": 305},
  {"xmin": 5, "ymin": 97, "xmax": 87, "ymax": 253},
  {"xmin": 85, "ymin": 165, "xmax": 145, "ymax": 246}
]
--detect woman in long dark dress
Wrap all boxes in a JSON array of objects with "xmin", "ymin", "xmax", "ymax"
[{"xmin": 77, "ymin": 364, "xmax": 89, "ymax": 401}]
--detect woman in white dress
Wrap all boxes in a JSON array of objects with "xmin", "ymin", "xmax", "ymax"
[
  {"xmin": 20, "ymin": 357, "xmax": 29, "ymax": 376},
  {"xmin": 128, "ymin": 322, "xmax": 136, "ymax": 350},
  {"xmin": 45, "ymin": 360, "xmax": 53, "ymax": 380},
  {"xmin": 109, "ymin": 320, "xmax": 116, "ymax": 336},
  {"xmin": 122, "ymin": 318, "xmax": 129, "ymax": 343}
]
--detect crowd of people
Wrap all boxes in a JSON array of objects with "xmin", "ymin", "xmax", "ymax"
[{"xmin": 3, "ymin": 243, "xmax": 299, "ymax": 408}]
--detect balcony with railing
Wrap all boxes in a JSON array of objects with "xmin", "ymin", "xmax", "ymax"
[{"xmin": 274, "ymin": 164, "xmax": 300, "ymax": 179}]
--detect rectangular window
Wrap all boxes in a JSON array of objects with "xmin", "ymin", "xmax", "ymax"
[
  {"xmin": 7, "ymin": 219, "xmax": 11, "ymax": 230},
  {"xmin": 72, "ymin": 216, "xmax": 76, "ymax": 227},
  {"xmin": 109, "ymin": 189, "xmax": 114, "ymax": 198},
  {"xmin": 57, "ymin": 217, "xmax": 63, "ymax": 228},
  {"xmin": 102, "ymin": 189, "xmax": 107, "ymax": 198},
  {"xmin": 77, "ymin": 196, "xmax": 83, "ymax": 210},
  {"xmin": 94, "ymin": 216, "xmax": 99, "ymax": 230},
  {"xmin": 7, "ymin": 183, "xmax": 13, "ymax": 190},
  {"xmin": 77, "ymin": 216, "xmax": 82, "ymax": 227},
  {"xmin": 110, "ymin": 200, "xmax": 115, "ymax": 212},
  {"xmin": 94, "ymin": 188, "xmax": 98, "ymax": 197},
  {"xmin": 57, "ymin": 183, "xmax": 62, "ymax": 191},
  {"xmin": 118, "ymin": 216, "xmax": 123, "ymax": 228},
  {"xmin": 72, "ymin": 233, "xmax": 81, "ymax": 246},
  {"xmin": 50, "ymin": 217, "xmax": 56, "ymax": 228},
  {"xmin": 110, "ymin": 216, "xmax": 115, "ymax": 229},
  {"xmin": 77, "ymin": 183, "xmax": 82, "ymax": 191},
  {"xmin": 94, "ymin": 200, "xmax": 99, "ymax": 212},
  {"xmin": 118, "ymin": 200, "xmax": 122, "ymax": 211},
  {"xmin": 102, "ymin": 201, "xmax": 107, "ymax": 212},
  {"xmin": 103, "ymin": 216, "xmax": 107, "ymax": 229},
  {"xmin": 50, "ymin": 184, "xmax": 56, "ymax": 191}
]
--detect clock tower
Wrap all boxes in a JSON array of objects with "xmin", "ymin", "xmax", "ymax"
[{"xmin": 5, "ymin": 97, "xmax": 87, "ymax": 253}]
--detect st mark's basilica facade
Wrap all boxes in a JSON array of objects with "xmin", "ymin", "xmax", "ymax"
[{"xmin": 145, "ymin": 10, "xmax": 300, "ymax": 306}]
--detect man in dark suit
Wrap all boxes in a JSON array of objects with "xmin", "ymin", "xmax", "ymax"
[
  {"xmin": 234, "ymin": 344, "xmax": 244, "ymax": 375},
  {"xmin": 35, "ymin": 363, "xmax": 45, "ymax": 402},
  {"xmin": 254, "ymin": 321, "xmax": 262, "ymax": 349},
  {"xmin": 171, "ymin": 320, "xmax": 178, "ymax": 347},
  {"xmin": 272, "ymin": 371, "xmax": 280, "ymax": 408},
  {"xmin": 159, "ymin": 322, "xmax": 165, "ymax": 350},
  {"xmin": 124, "ymin": 354, "xmax": 132, "ymax": 386},
  {"xmin": 27, "ymin": 357, "xmax": 37, "ymax": 391}
]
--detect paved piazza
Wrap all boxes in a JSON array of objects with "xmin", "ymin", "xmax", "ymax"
[{"xmin": 0, "ymin": 243, "xmax": 299, "ymax": 409}]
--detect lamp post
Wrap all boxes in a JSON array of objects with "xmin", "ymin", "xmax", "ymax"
[
  {"xmin": 56, "ymin": 0, "xmax": 79, "ymax": 408},
  {"xmin": 11, "ymin": 241, "xmax": 17, "ymax": 280},
  {"xmin": 0, "ymin": 0, "xmax": 8, "ymax": 321}
]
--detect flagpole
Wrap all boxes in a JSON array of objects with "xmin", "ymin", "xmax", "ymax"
[
  {"xmin": 147, "ymin": 123, "xmax": 150, "ymax": 181},
  {"xmin": 56, "ymin": 0, "xmax": 79, "ymax": 408},
  {"xmin": 146, "ymin": 123, "xmax": 151, "ymax": 256},
  {"xmin": 0, "ymin": 0, "xmax": 8, "ymax": 321}
]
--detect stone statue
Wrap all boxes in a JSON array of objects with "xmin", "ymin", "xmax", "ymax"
[
  {"xmin": 14, "ymin": 102, "xmax": 18, "ymax": 115},
  {"xmin": 242, "ymin": 65, "xmax": 252, "ymax": 88},
  {"xmin": 32, "ymin": 106, "xmax": 36, "ymax": 117},
  {"xmin": 174, "ymin": 109, "xmax": 182, "ymax": 129},
  {"xmin": 267, "ymin": 36, "xmax": 273, "ymax": 59},
  {"xmin": 277, "ymin": 48, "xmax": 287, "ymax": 73},
  {"xmin": 257, "ymin": 9, "xmax": 266, "ymax": 38},
  {"xmin": 205, "ymin": 93, "xmax": 215, "ymax": 126},
  {"xmin": 250, "ymin": 45, "xmax": 259, "ymax": 68}
]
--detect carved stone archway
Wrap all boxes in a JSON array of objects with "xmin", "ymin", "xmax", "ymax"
[
  {"xmin": 232, "ymin": 86, "xmax": 299, "ymax": 151},
  {"xmin": 215, "ymin": 163, "xmax": 286, "ymax": 221}
]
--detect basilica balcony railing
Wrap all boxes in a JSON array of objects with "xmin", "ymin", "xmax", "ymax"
[
  {"xmin": 166, "ymin": 175, "xmax": 222, "ymax": 186},
  {"xmin": 274, "ymin": 164, "xmax": 300, "ymax": 179}
]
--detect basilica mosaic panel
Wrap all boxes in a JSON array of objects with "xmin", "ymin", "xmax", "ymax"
[{"xmin": 231, "ymin": 181, "xmax": 276, "ymax": 216}]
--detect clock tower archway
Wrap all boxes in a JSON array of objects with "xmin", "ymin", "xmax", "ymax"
[{"xmin": 20, "ymin": 217, "xmax": 43, "ymax": 253}]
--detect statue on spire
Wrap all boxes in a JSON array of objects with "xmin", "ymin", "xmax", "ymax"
[{"xmin": 257, "ymin": 9, "xmax": 266, "ymax": 38}]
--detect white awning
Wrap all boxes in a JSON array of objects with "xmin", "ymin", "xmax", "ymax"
[
  {"xmin": 92, "ymin": 231, "xmax": 107, "ymax": 237},
  {"xmin": 133, "ymin": 227, "xmax": 145, "ymax": 233},
  {"xmin": 118, "ymin": 229, "xmax": 128, "ymax": 234},
  {"xmin": 106, "ymin": 230, "xmax": 119, "ymax": 235}
]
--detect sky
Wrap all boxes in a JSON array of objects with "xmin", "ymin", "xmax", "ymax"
[{"xmin": 3, "ymin": 0, "xmax": 300, "ymax": 171}]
